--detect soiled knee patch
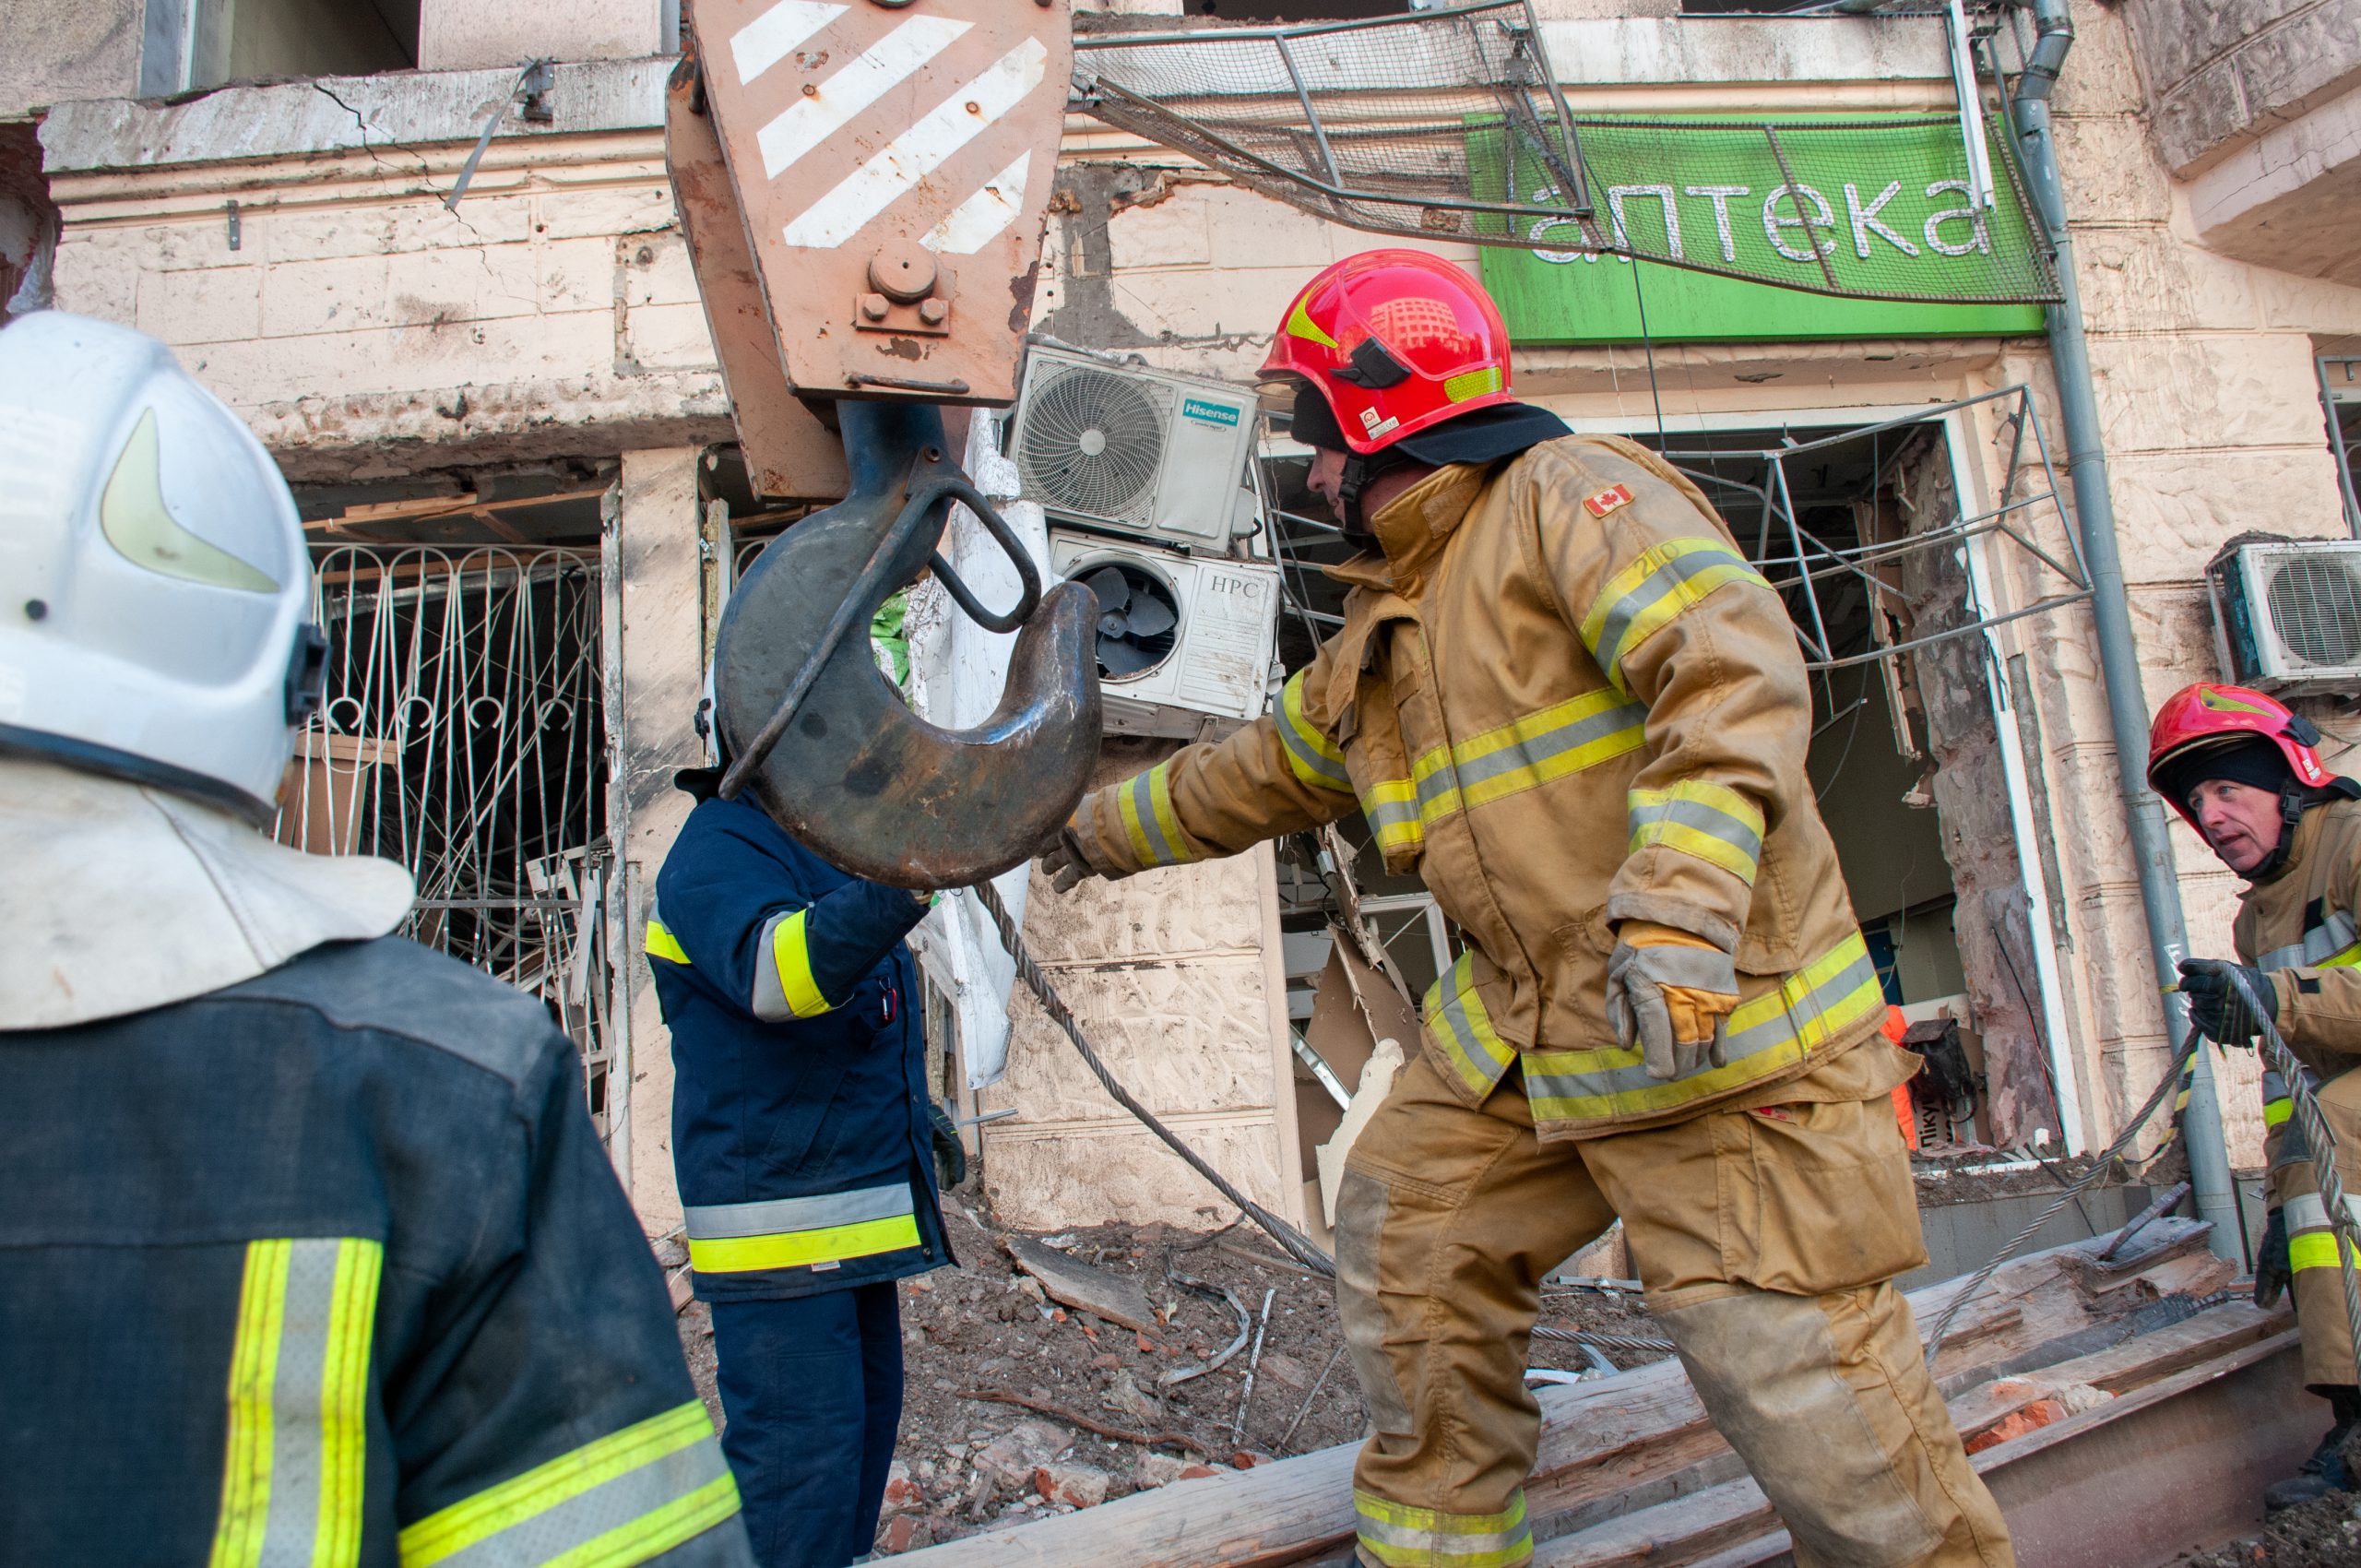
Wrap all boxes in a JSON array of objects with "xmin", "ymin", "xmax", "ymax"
[
  {"xmin": 1657, "ymin": 1289, "xmax": 1942, "ymax": 1568},
  {"xmin": 1335, "ymin": 1169, "xmax": 1416, "ymax": 1437}
]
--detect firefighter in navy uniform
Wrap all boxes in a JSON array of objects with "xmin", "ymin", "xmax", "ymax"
[
  {"xmin": 647, "ymin": 742, "xmax": 947, "ymax": 1568},
  {"xmin": 2149, "ymin": 682, "xmax": 2361, "ymax": 1509},
  {"xmin": 0, "ymin": 312, "xmax": 752, "ymax": 1567}
]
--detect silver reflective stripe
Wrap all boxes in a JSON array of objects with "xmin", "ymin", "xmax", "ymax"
[
  {"xmin": 1447, "ymin": 698, "xmax": 1647, "ymax": 799},
  {"xmin": 683, "ymin": 1182, "xmax": 914, "ymax": 1241},
  {"xmin": 1535, "ymin": 946, "xmax": 1880, "ymax": 1103},
  {"xmin": 261, "ymin": 1241, "xmax": 352, "ymax": 1566},
  {"xmin": 2287, "ymin": 1194, "xmax": 2332, "ymax": 1233},
  {"xmin": 2257, "ymin": 910, "xmax": 2359, "ymax": 972},
  {"xmin": 1130, "ymin": 770, "xmax": 1181, "ymax": 866},
  {"xmin": 428, "ymin": 1433, "xmax": 731, "ymax": 1568},
  {"xmin": 1355, "ymin": 1510, "xmax": 1531, "ymax": 1561}
]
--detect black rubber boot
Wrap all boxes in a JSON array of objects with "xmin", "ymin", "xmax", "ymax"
[{"xmin": 2265, "ymin": 1386, "xmax": 2361, "ymax": 1511}]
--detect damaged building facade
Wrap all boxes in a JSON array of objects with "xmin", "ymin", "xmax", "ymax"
[{"xmin": 8, "ymin": 0, "xmax": 2361, "ymax": 1251}]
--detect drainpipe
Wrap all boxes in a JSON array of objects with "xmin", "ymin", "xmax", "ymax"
[{"xmin": 2011, "ymin": 0, "xmax": 2240, "ymax": 1259}]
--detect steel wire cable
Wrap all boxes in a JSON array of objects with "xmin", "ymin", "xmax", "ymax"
[
  {"xmin": 2229, "ymin": 967, "xmax": 2361, "ymax": 1388},
  {"xmin": 968, "ymin": 878, "xmax": 1676, "ymax": 1359},
  {"xmin": 1921, "ymin": 1028, "xmax": 2197, "ymax": 1367}
]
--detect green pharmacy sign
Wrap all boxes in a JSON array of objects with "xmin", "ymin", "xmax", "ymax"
[{"xmin": 1476, "ymin": 114, "xmax": 2054, "ymax": 345}]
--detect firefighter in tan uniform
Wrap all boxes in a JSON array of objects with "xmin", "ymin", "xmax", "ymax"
[
  {"xmin": 2148, "ymin": 682, "xmax": 2361, "ymax": 1509},
  {"xmin": 1042, "ymin": 252, "xmax": 2010, "ymax": 1568}
]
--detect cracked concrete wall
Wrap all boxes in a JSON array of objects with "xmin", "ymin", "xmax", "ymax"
[
  {"xmin": 0, "ymin": 0, "xmax": 141, "ymax": 119},
  {"xmin": 42, "ymin": 128, "xmax": 728, "ymax": 479}
]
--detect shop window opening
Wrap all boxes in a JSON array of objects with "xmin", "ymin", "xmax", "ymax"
[{"xmin": 2319, "ymin": 355, "xmax": 2361, "ymax": 539}]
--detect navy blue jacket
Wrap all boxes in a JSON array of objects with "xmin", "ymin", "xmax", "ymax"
[
  {"xmin": 649, "ymin": 790, "xmax": 948, "ymax": 1302},
  {"xmin": 0, "ymin": 939, "xmax": 752, "ymax": 1568}
]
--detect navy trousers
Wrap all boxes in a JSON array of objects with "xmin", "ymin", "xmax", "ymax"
[{"xmin": 711, "ymin": 1284, "xmax": 905, "ymax": 1568}]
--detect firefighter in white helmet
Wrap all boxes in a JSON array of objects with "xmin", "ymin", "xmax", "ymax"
[{"xmin": 0, "ymin": 311, "xmax": 753, "ymax": 1567}]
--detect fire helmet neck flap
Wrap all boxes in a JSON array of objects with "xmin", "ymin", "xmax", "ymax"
[{"xmin": 0, "ymin": 311, "xmax": 324, "ymax": 825}]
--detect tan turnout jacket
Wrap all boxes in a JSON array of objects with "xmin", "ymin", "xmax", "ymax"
[
  {"xmin": 2234, "ymin": 800, "xmax": 2361, "ymax": 1169},
  {"xmin": 1068, "ymin": 434, "xmax": 1884, "ymax": 1139}
]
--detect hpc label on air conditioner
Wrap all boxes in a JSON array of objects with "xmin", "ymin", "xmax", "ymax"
[
  {"xmin": 1180, "ymin": 397, "xmax": 1242, "ymax": 429},
  {"xmin": 1177, "ymin": 564, "xmax": 1275, "ymax": 717}
]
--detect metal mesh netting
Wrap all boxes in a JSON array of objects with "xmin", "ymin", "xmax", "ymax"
[{"xmin": 1073, "ymin": 0, "xmax": 2058, "ymax": 306}]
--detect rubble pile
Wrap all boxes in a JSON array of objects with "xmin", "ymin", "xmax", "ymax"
[{"xmin": 678, "ymin": 1194, "xmax": 1668, "ymax": 1556}]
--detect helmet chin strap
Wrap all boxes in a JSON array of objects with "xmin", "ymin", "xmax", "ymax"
[{"xmin": 1335, "ymin": 447, "xmax": 1410, "ymax": 540}]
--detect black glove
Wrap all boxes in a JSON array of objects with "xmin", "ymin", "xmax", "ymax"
[
  {"xmin": 2177, "ymin": 957, "xmax": 2272, "ymax": 1046},
  {"xmin": 2256, "ymin": 1206, "xmax": 2293, "ymax": 1309},
  {"xmin": 1038, "ymin": 823, "xmax": 1097, "ymax": 896},
  {"xmin": 928, "ymin": 1100, "xmax": 967, "ymax": 1191}
]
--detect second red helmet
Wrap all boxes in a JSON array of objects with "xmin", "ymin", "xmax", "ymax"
[{"xmin": 2146, "ymin": 682, "xmax": 2336, "ymax": 832}]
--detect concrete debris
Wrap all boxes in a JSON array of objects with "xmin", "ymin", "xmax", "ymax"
[
  {"xmin": 1007, "ymin": 1233, "xmax": 1159, "ymax": 1334},
  {"xmin": 1033, "ymin": 1460, "xmax": 1111, "ymax": 1510},
  {"xmin": 1134, "ymin": 1452, "xmax": 1222, "ymax": 1490},
  {"xmin": 972, "ymin": 1420, "xmax": 1071, "ymax": 1491}
]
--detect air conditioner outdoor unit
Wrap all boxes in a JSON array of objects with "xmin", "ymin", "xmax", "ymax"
[
  {"xmin": 2211, "ymin": 539, "xmax": 2361, "ymax": 696},
  {"xmin": 1011, "ymin": 345, "xmax": 1261, "ymax": 552},
  {"xmin": 1049, "ymin": 530, "xmax": 1280, "ymax": 741}
]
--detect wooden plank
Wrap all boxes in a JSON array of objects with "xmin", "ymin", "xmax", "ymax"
[
  {"xmin": 1528, "ymin": 1309, "xmax": 2296, "ymax": 1568},
  {"xmin": 889, "ymin": 1250, "xmax": 2085, "ymax": 1568}
]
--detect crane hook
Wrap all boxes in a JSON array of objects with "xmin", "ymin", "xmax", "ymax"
[{"xmin": 714, "ymin": 399, "xmax": 1101, "ymax": 888}]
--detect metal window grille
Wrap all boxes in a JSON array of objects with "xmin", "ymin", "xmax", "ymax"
[
  {"xmin": 279, "ymin": 545, "xmax": 616, "ymax": 1124},
  {"xmin": 1072, "ymin": 0, "xmax": 2058, "ymax": 303}
]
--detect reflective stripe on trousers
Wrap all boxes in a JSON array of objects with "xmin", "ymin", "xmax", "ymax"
[
  {"xmin": 210, "ymin": 1238, "xmax": 381, "ymax": 1568},
  {"xmin": 397, "ymin": 1401, "xmax": 740, "ymax": 1568},
  {"xmin": 1354, "ymin": 1489, "xmax": 1532, "ymax": 1568},
  {"xmin": 1524, "ymin": 931, "xmax": 1885, "ymax": 1123},
  {"xmin": 683, "ymin": 1182, "xmax": 921, "ymax": 1274}
]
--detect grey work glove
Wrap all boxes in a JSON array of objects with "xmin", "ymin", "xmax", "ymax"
[
  {"xmin": 1038, "ymin": 823, "xmax": 1097, "ymax": 896},
  {"xmin": 1606, "ymin": 933, "xmax": 1739, "ymax": 1083}
]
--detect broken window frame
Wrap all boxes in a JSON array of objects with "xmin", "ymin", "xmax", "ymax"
[
  {"xmin": 2318, "ymin": 354, "xmax": 2361, "ymax": 540},
  {"xmin": 1605, "ymin": 392, "xmax": 2089, "ymax": 1153}
]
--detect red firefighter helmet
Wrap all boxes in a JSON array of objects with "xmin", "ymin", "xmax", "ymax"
[
  {"xmin": 2146, "ymin": 683, "xmax": 2335, "ymax": 832},
  {"xmin": 1259, "ymin": 250, "xmax": 1514, "ymax": 456}
]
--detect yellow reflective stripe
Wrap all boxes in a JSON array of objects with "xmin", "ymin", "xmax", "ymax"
[
  {"xmin": 317, "ymin": 1241, "xmax": 381, "ymax": 1568},
  {"xmin": 209, "ymin": 1239, "xmax": 382, "ymax": 1568},
  {"xmin": 1117, "ymin": 763, "xmax": 1197, "ymax": 869},
  {"xmin": 684, "ymin": 1214, "xmax": 922, "ymax": 1275},
  {"xmin": 1579, "ymin": 537, "xmax": 1771, "ymax": 693},
  {"xmin": 399, "ymin": 1402, "xmax": 735, "ymax": 1568},
  {"xmin": 2327, "ymin": 943, "xmax": 2361, "ymax": 969},
  {"xmin": 1355, "ymin": 1489, "xmax": 1531, "ymax": 1568},
  {"xmin": 211, "ymin": 1241, "xmax": 292, "ymax": 1568},
  {"xmin": 1283, "ymin": 297, "xmax": 1337, "ymax": 350},
  {"xmin": 1419, "ymin": 688, "xmax": 1649, "ymax": 824},
  {"xmin": 1443, "ymin": 365, "xmax": 1502, "ymax": 404},
  {"xmin": 1276, "ymin": 672, "xmax": 1351, "ymax": 792},
  {"xmin": 770, "ymin": 909, "xmax": 832, "ymax": 1019},
  {"xmin": 1360, "ymin": 778, "xmax": 1424, "ymax": 855},
  {"xmin": 2291, "ymin": 1231, "xmax": 2361, "ymax": 1273},
  {"xmin": 1628, "ymin": 779, "xmax": 1764, "ymax": 885},
  {"xmin": 1526, "ymin": 932, "xmax": 1883, "ymax": 1122},
  {"xmin": 1423, "ymin": 953, "xmax": 1515, "ymax": 1098},
  {"xmin": 644, "ymin": 920, "xmax": 690, "ymax": 967},
  {"xmin": 2266, "ymin": 1098, "xmax": 2295, "ymax": 1128}
]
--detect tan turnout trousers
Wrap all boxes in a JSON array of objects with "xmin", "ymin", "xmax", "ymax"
[
  {"xmin": 2267, "ymin": 1069, "xmax": 2361, "ymax": 1389},
  {"xmin": 1336, "ymin": 1044, "xmax": 2013, "ymax": 1568}
]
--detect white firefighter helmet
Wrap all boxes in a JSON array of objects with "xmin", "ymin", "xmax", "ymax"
[{"xmin": 0, "ymin": 311, "xmax": 322, "ymax": 823}]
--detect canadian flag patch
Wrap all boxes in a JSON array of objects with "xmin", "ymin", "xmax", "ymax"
[{"xmin": 1584, "ymin": 483, "xmax": 1634, "ymax": 518}]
